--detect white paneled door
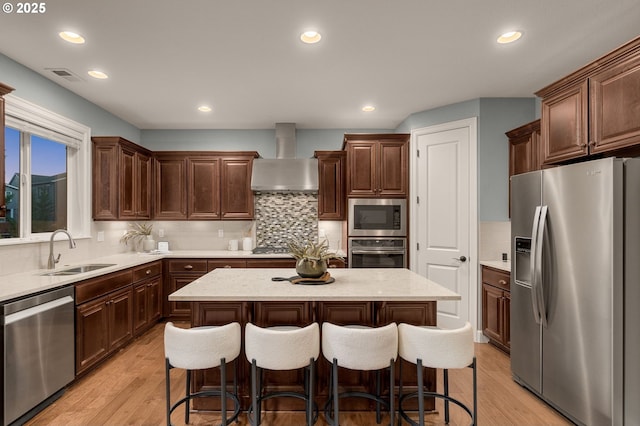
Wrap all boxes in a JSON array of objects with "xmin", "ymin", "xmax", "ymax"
[{"xmin": 411, "ymin": 119, "xmax": 477, "ymax": 331}]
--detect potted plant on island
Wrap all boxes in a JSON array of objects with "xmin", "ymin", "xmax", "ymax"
[
  {"xmin": 288, "ymin": 238, "xmax": 342, "ymax": 278},
  {"xmin": 120, "ymin": 222, "xmax": 155, "ymax": 252}
]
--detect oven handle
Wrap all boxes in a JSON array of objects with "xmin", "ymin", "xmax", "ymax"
[{"xmin": 350, "ymin": 250, "xmax": 406, "ymax": 255}]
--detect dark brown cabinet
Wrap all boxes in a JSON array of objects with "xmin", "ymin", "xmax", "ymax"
[
  {"xmin": 132, "ymin": 261, "xmax": 162, "ymax": 336},
  {"xmin": 92, "ymin": 136, "xmax": 152, "ymax": 220},
  {"xmin": 75, "ymin": 269, "xmax": 134, "ymax": 375},
  {"xmin": 164, "ymin": 259, "xmax": 208, "ymax": 319},
  {"xmin": 481, "ymin": 265, "xmax": 511, "ymax": 353},
  {"xmin": 154, "ymin": 152, "xmax": 258, "ymax": 220},
  {"xmin": 343, "ymin": 134, "xmax": 409, "ymax": 198},
  {"xmin": 536, "ymin": 36, "xmax": 640, "ymax": 165},
  {"xmin": 315, "ymin": 150, "xmax": 346, "ymax": 220},
  {"xmin": 507, "ymin": 120, "xmax": 541, "ymax": 177},
  {"xmin": 0, "ymin": 83, "xmax": 14, "ymax": 219}
]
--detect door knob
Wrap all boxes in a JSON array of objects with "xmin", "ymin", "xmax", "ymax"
[{"xmin": 452, "ymin": 256, "xmax": 467, "ymax": 262}]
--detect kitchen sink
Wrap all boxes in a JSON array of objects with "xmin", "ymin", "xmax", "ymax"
[{"xmin": 40, "ymin": 263, "xmax": 116, "ymax": 276}]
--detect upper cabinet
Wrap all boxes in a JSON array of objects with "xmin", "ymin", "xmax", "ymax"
[
  {"xmin": 315, "ymin": 150, "xmax": 346, "ymax": 220},
  {"xmin": 92, "ymin": 137, "xmax": 152, "ymax": 220},
  {"xmin": 154, "ymin": 151, "xmax": 258, "ymax": 220},
  {"xmin": 0, "ymin": 83, "xmax": 14, "ymax": 219},
  {"xmin": 537, "ymin": 36, "xmax": 640, "ymax": 165},
  {"xmin": 507, "ymin": 119, "xmax": 541, "ymax": 177},
  {"xmin": 343, "ymin": 133, "xmax": 409, "ymax": 198}
]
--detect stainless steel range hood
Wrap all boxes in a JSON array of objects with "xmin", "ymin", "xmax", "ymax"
[{"xmin": 251, "ymin": 123, "xmax": 318, "ymax": 192}]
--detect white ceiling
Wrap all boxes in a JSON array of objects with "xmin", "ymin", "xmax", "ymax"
[{"xmin": 1, "ymin": 0, "xmax": 639, "ymax": 130}]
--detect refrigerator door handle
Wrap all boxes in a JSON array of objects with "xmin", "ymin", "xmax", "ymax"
[
  {"xmin": 536, "ymin": 205, "xmax": 549, "ymax": 328},
  {"xmin": 530, "ymin": 205, "xmax": 542, "ymax": 324}
]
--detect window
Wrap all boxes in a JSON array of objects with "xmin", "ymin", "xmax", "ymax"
[{"xmin": 1, "ymin": 95, "xmax": 90, "ymax": 243}]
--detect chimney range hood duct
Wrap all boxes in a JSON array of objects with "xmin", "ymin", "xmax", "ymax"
[{"xmin": 251, "ymin": 123, "xmax": 319, "ymax": 192}]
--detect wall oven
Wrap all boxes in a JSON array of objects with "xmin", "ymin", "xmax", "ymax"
[
  {"xmin": 348, "ymin": 198, "xmax": 406, "ymax": 237},
  {"xmin": 348, "ymin": 237, "xmax": 407, "ymax": 268}
]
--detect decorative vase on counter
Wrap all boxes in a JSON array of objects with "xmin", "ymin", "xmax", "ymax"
[
  {"xmin": 295, "ymin": 258, "xmax": 327, "ymax": 278},
  {"xmin": 142, "ymin": 235, "xmax": 156, "ymax": 252}
]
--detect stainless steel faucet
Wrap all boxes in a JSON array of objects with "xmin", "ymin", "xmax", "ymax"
[{"xmin": 48, "ymin": 229, "xmax": 77, "ymax": 269}]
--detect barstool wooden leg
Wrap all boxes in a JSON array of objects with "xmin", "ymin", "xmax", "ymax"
[
  {"xmin": 185, "ymin": 370, "xmax": 191, "ymax": 424},
  {"xmin": 444, "ymin": 368, "xmax": 449, "ymax": 423},
  {"xmin": 417, "ymin": 359, "xmax": 424, "ymax": 426},
  {"xmin": 221, "ymin": 358, "xmax": 227, "ymax": 425},
  {"xmin": 165, "ymin": 360, "xmax": 171, "ymax": 426},
  {"xmin": 332, "ymin": 358, "xmax": 339, "ymax": 426}
]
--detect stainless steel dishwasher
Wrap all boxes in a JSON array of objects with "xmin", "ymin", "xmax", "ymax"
[{"xmin": 2, "ymin": 286, "xmax": 75, "ymax": 426}]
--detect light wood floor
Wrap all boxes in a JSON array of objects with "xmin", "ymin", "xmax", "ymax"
[{"xmin": 27, "ymin": 322, "xmax": 572, "ymax": 426}]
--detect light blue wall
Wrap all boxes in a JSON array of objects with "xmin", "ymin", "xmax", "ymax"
[
  {"xmin": 141, "ymin": 128, "xmax": 392, "ymax": 158},
  {"xmin": 0, "ymin": 54, "xmax": 140, "ymax": 142},
  {"xmin": 396, "ymin": 97, "xmax": 536, "ymax": 221}
]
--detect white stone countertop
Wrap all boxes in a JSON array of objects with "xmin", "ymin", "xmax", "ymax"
[
  {"xmin": 0, "ymin": 250, "xmax": 343, "ymax": 303},
  {"xmin": 479, "ymin": 260, "xmax": 511, "ymax": 273},
  {"xmin": 168, "ymin": 268, "xmax": 461, "ymax": 302}
]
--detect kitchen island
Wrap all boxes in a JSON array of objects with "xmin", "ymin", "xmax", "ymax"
[{"xmin": 169, "ymin": 268, "xmax": 460, "ymax": 413}]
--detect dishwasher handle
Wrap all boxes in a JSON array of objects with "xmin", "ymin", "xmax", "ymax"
[{"xmin": 5, "ymin": 296, "xmax": 74, "ymax": 325}]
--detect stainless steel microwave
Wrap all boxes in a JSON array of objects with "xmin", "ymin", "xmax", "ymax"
[{"xmin": 348, "ymin": 198, "xmax": 407, "ymax": 237}]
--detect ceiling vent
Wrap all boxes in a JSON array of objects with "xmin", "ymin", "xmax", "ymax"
[{"xmin": 46, "ymin": 68, "xmax": 84, "ymax": 82}]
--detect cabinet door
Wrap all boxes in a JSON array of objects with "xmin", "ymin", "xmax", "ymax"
[
  {"xmin": 119, "ymin": 146, "xmax": 137, "ymax": 219},
  {"xmin": 167, "ymin": 275, "xmax": 199, "ymax": 319},
  {"xmin": 316, "ymin": 151, "xmax": 346, "ymax": 220},
  {"xmin": 154, "ymin": 154, "xmax": 187, "ymax": 219},
  {"xmin": 135, "ymin": 151, "xmax": 152, "ymax": 219},
  {"xmin": 187, "ymin": 156, "xmax": 220, "ymax": 219},
  {"xmin": 108, "ymin": 287, "xmax": 133, "ymax": 352},
  {"xmin": 92, "ymin": 142, "xmax": 119, "ymax": 220},
  {"xmin": 132, "ymin": 281, "xmax": 148, "ymax": 335},
  {"xmin": 503, "ymin": 290, "xmax": 511, "ymax": 350},
  {"xmin": 76, "ymin": 296, "xmax": 109, "ymax": 374},
  {"xmin": 147, "ymin": 277, "xmax": 162, "ymax": 324},
  {"xmin": 541, "ymin": 81, "xmax": 589, "ymax": 164},
  {"xmin": 508, "ymin": 120, "xmax": 541, "ymax": 177},
  {"xmin": 377, "ymin": 140, "xmax": 408, "ymax": 197},
  {"xmin": 589, "ymin": 55, "xmax": 640, "ymax": 154},
  {"xmin": 346, "ymin": 142, "xmax": 377, "ymax": 197},
  {"xmin": 220, "ymin": 156, "xmax": 254, "ymax": 219},
  {"xmin": 482, "ymin": 283, "xmax": 504, "ymax": 343}
]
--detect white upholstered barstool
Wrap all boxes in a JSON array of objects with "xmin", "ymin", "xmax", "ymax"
[
  {"xmin": 397, "ymin": 322, "xmax": 476, "ymax": 426},
  {"xmin": 321, "ymin": 322, "xmax": 398, "ymax": 426},
  {"xmin": 244, "ymin": 322, "xmax": 320, "ymax": 426},
  {"xmin": 164, "ymin": 322, "xmax": 241, "ymax": 426}
]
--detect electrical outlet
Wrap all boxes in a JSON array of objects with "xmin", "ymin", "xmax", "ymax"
[
  {"xmin": 97, "ymin": 231, "xmax": 104, "ymax": 242},
  {"xmin": 218, "ymin": 229, "xmax": 224, "ymax": 238},
  {"xmin": 158, "ymin": 228, "xmax": 165, "ymax": 238}
]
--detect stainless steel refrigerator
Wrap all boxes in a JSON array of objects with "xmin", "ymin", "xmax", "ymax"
[{"xmin": 510, "ymin": 157, "xmax": 640, "ymax": 426}]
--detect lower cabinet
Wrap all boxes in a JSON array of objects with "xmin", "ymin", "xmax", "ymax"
[
  {"xmin": 189, "ymin": 300, "xmax": 437, "ymax": 411},
  {"xmin": 481, "ymin": 265, "xmax": 511, "ymax": 353},
  {"xmin": 75, "ymin": 262, "xmax": 163, "ymax": 376},
  {"xmin": 76, "ymin": 284, "xmax": 133, "ymax": 375},
  {"xmin": 132, "ymin": 261, "xmax": 162, "ymax": 336}
]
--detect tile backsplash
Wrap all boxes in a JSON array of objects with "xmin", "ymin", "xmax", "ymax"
[
  {"xmin": 479, "ymin": 221, "xmax": 511, "ymax": 261},
  {"xmin": 254, "ymin": 192, "xmax": 318, "ymax": 248}
]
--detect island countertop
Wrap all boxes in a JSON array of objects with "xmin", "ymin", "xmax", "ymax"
[{"xmin": 168, "ymin": 267, "xmax": 461, "ymax": 302}]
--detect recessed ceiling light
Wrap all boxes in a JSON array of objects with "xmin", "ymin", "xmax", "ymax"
[
  {"xmin": 87, "ymin": 70, "xmax": 108, "ymax": 79},
  {"xmin": 300, "ymin": 30, "xmax": 322, "ymax": 44},
  {"xmin": 198, "ymin": 105, "xmax": 212, "ymax": 112},
  {"xmin": 497, "ymin": 31, "xmax": 523, "ymax": 44},
  {"xmin": 362, "ymin": 105, "xmax": 376, "ymax": 112},
  {"xmin": 59, "ymin": 31, "xmax": 85, "ymax": 44}
]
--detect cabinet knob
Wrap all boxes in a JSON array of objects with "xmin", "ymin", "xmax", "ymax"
[
  {"xmin": 146, "ymin": 269, "xmax": 151, "ymax": 275},
  {"xmin": 224, "ymin": 265, "xmax": 232, "ymax": 268},
  {"xmin": 499, "ymin": 279, "xmax": 507, "ymax": 285},
  {"xmin": 184, "ymin": 265, "xmax": 193, "ymax": 270},
  {"xmin": 0, "ymin": 205, "xmax": 5, "ymax": 211}
]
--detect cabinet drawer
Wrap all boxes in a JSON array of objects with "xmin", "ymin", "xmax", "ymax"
[
  {"xmin": 208, "ymin": 260, "xmax": 247, "ymax": 271},
  {"xmin": 75, "ymin": 269, "xmax": 133, "ymax": 304},
  {"xmin": 482, "ymin": 266, "xmax": 510, "ymax": 291},
  {"xmin": 167, "ymin": 259, "xmax": 208, "ymax": 273},
  {"xmin": 133, "ymin": 261, "xmax": 162, "ymax": 282}
]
